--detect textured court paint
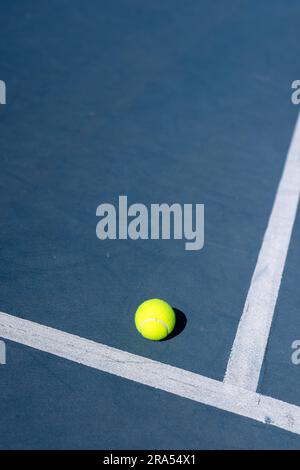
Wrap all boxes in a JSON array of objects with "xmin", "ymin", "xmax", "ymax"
[
  {"xmin": 225, "ymin": 113, "xmax": 300, "ymax": 391},
  {"xmin": 1, "ymin": 311, "xmax": 300, "ymax": 436}
]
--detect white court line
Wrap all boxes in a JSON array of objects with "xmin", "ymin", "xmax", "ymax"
[
  {"xmin": 1, "ymin": 310, "xmax": 300, "ymax": 436},
  {"xmin": 224, "ymin": 113, "xmax": 300, "ymax": 391}
]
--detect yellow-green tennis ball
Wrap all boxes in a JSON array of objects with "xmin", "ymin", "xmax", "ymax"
[{"xmin": 135, "ymin": 299, "xmax": 176, "ymax": 341}]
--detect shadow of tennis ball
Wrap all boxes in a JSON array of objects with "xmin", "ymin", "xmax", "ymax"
[{"xmin": 161, "ymin": 308, "xmax": 187, "ymax": 341}]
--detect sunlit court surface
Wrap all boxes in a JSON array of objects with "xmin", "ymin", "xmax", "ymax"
[{"xmin": 1, "ymin": 0, "xmax": 300, "ymax": 451}]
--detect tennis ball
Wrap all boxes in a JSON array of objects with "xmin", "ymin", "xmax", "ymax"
[{"xmin": 135, "ymin": 299, "xmax": 176, "ymax": 341}]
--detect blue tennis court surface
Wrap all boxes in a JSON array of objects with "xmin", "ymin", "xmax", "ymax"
[{"xmin": 1, "ymin": 0, "xmax": 300, "ymax": 449}]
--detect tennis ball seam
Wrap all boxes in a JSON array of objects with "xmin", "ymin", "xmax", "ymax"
[{"xmin": 139, "ymin": 318, "xmax": 169, "ymax": 335}]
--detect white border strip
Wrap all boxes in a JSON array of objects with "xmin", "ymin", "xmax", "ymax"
[
  {"xmin": 224, "ymin": 113, "xmax": 300, "ymax": 391},
  {"xmin": 1, "ymin": 310, "xmax": 300, "ymax": 436}
]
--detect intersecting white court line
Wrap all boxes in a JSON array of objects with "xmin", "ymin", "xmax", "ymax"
[
  {"xmin": 1, "ymin": 113, "xmax": 300, "ymax": 438},
  {"xmin": 0, "ymin": 311, "xmax": 300, "ymax": 436},
  {"xmin": 225, "ymin": 112, "xmax": 300, "ymax": 391}
]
